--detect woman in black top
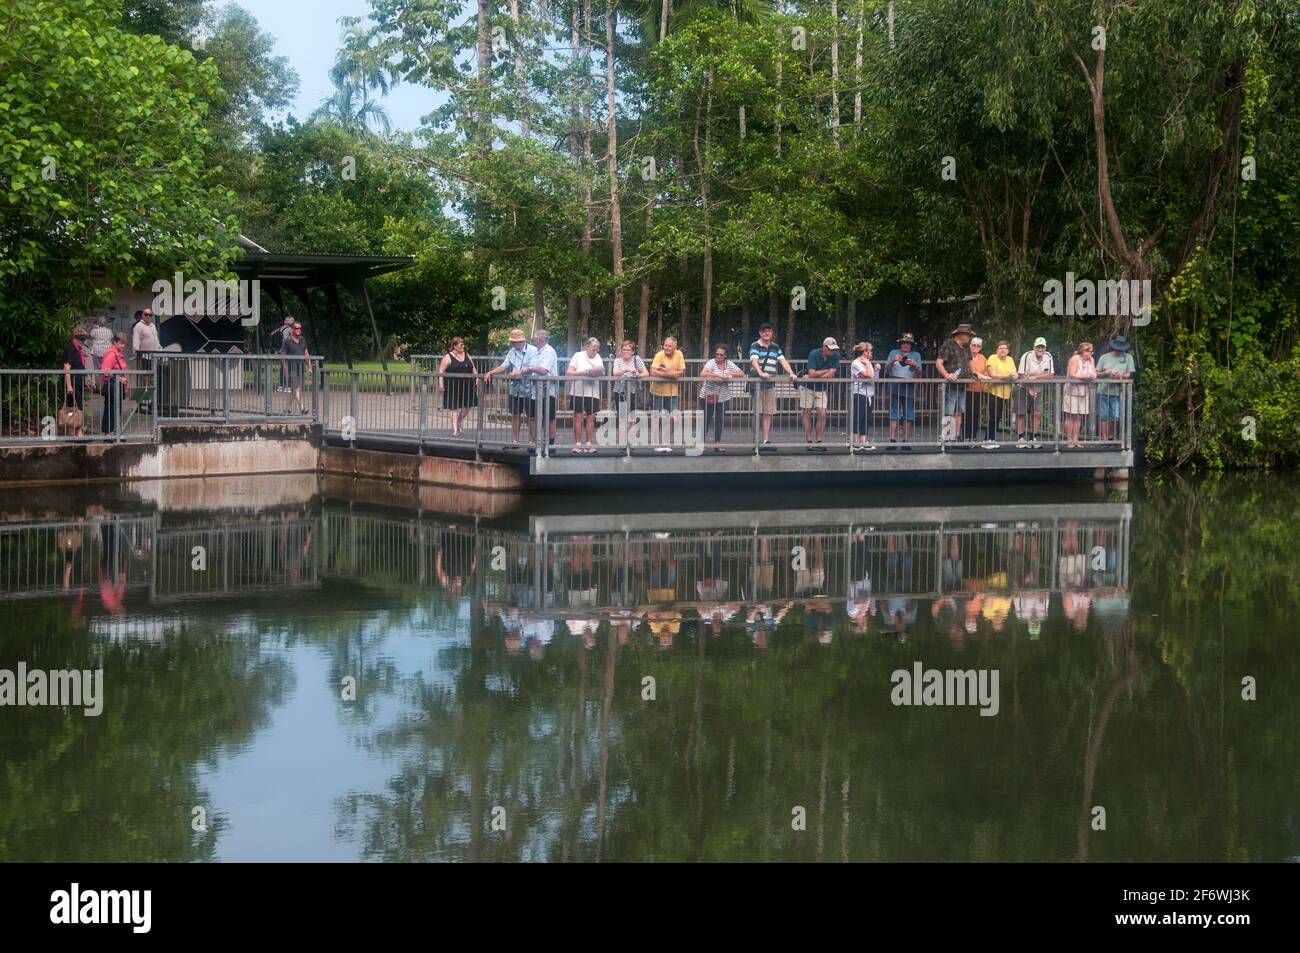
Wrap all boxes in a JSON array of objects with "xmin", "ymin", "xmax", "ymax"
[
  {"xmin": 62, "ymin": 324, "xmax": 89, "ymax": 435},
  {"xmin": 438, "ymin": 337, "xmax": 478, "ymax": 437}
]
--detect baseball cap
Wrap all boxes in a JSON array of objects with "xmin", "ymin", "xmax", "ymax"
[
  {"xmin": 1034, "ymin": 337, "xmax": 1048, "ymax": 347},
  {"xmin": 823, "ymin": 337, "xmax": 840, "ymax": 350}
]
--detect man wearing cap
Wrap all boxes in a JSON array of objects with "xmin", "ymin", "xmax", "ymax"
[
  {"xmin": 748, "ymin": 323, "xmax": 798, "ymax": 447},
  {"xmin": 484, "ymin": 329, "xmax": 540, "ymax": 446},
  {"xmin": 1015, "ymin": 337, "xmax": 1055, "ymax": 448},
  {"xmin": 883, "ymin": 333, "xmax": 923, "ymax": 445},
  {"xmin": 936, "ymin": 323, "xmax": 975, "ymax": 443},
  {"xmin": 799, "ymin": 337, "xmax": 841, "ymax": 447},
  {"xmin": 1095, "ymin": 336, "xmax": 1135, "ymax": 442}
]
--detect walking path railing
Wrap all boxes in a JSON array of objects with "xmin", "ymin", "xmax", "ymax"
[
  {"xmin": 322, "ymin": 367, "xmax": 1133, "ymax": 457},
  {"xmin": 0, "ymin": 368, "xmax": 157, "ymax": 443}
]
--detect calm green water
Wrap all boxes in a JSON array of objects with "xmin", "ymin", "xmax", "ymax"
[{"xmin": 0, "ymin": 474, "xmax": 1295, "ymax": 862}]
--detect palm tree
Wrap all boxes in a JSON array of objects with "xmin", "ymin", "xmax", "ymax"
[{"xmin": 312, "ymin": 25, "xmax": 395, "ymax": 135}]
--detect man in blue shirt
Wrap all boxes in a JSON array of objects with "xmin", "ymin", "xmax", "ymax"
[
  {"xmin": 484, "ymin": 328, "xmax": 540, "ymax": 446},
  {"xmin": 526, "ymin": 328, "xmax": 560, "ymax": 447},
  {"xmin": 748, "ymin": 323, "xmax": 798, "ymax": 446},
  {"xmin": 799, "ymin": 337, "xmax": 841, "ymax": 447},
  {"xmin": 883, "ymin": 332, "xmax": 922, "ymax": 445}
]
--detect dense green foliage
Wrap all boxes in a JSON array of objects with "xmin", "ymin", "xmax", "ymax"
[{"xmin": 5, "ymin": 0, "xmax": 1300, "ymax": 466}]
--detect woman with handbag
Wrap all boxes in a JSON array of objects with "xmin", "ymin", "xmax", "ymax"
[
  {"xmin": 99, "ymin": 333, "xmax": 129, "ymax": 435},
  {"xmin": 699, "ymin": 344, "xmax": 744, "ymax": 451},
  {"xmin": 61, "ymin": 325, "xmax": 89, "ymax": 436}
]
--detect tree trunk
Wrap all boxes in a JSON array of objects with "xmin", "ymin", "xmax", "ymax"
[
  {"xmin": 637, "ymin": 281, "xmax": 650, "ymax": 353},
  {"xmin": 567, "ymin": 294, "xmax": 578, "ymax": 354},
  {"xmin": 695, "ymin": 70, "xmax": 713, "ymax": 360},
  {"xmin": 887, "ymin": 0, "xmax": 895, "ymax": 49},
  {"xmin": 785, "ymin": 295, "xmax": 796, "ymax": 356},
  {"xmin": 660, "ymin": 0, "xmax": 670, "ymax": 43},
  {"xmin": 678, "ymin": 258, "xmax": 690, "ymax": 356},
  {"xmin": 774, "ymin": 16, "xmax": 782, "ymax": 158},
  {"xmin": 580, "ymin": 0, "xmax": 593, "ymax": 339},
  {"xmin": 533, "ymin": 277, "xmax": 545, "ymax": 336},
  {"xmin": 605, "ymin": 0, "xmax": 625, "ymax": 345},
  {"xmin": 830, "ymin": 0, "xmax": 839, "ymax": 146},
  {"xmin": 741, "ymin": 300, "xmax": 751, "ymax": 353},
  {"xmin": 846, "ymin": 294, "xmax": 856, "ymax": 345},
  {"xmin": 509, "ymin": 0, "xmax": 528, "ymax": 137},
  {"xmin": 854, "ymin": 0, "xmax": 863, "ymax": 126}
]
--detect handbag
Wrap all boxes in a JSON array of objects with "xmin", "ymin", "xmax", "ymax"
[{"xmin": 58, "ymin": 394, "xmax": 83, "ymax": 435}]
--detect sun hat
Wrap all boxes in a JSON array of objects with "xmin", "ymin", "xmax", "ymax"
[
  {"xmin": 949, "ymin": 323, "xmax": 975, "ymax": 337},
  {"xmin": 1108, "ymin": 336, "xmax": 1130, "ymax": 351},
  {"xmin": 508, "ymin": 328, "xmax": 526, "ymax": 343},
  {"xmin": 897, "ymin": 332, "xmax": 916, "ymax": 345}
]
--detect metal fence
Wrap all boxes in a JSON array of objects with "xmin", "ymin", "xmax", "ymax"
[
  {"xmin": 323, "ymin": 368, "xmax": 1133, "ymax": 456},
  {"xmin": 149, "ymin": 352, "xmax": 321, "ymax": 424},
  {"xmin": 0, "ymin": 368, "xmax": 157, "ymax": 443}
]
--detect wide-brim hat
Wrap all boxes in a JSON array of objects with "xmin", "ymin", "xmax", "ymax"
[
  {"xmin": 949, "ymin": 323, "xmax": 975, "ymax": 338},
  {"xmin": 1108, "ymin": 336, "xmax": 1130, "ymax": 351},
  {"xmin": 897, "ymin": 332, "xmax": 916, "ymax": 345},
  {"xmin": 508, "ymin": 329, "xmax": 526, "ymax": 343}
]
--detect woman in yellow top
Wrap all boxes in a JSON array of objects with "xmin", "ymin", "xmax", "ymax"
[{"xmin": 980, "ymin": 340, "xmax": 1017, "ymax": 448}]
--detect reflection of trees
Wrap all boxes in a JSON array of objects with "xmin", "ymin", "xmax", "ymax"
[{"xmin": 0, "ymin": 601, "xmax": 289, "ymax": 862}]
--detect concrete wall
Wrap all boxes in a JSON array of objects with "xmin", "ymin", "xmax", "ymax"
[
  {"xmin": 0, "ymin": 425, "xmax": 527, "ymax": 498},
  {"xmin": 318, "ymin": 445, "xmax": 526, "ymax": 493},
  {"xmin": 0, "ymin": 422, "xmax": 318, "ymax": 487}
]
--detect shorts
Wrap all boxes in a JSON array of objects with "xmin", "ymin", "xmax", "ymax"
[
  {"xmin": 651, "ymin": 394, "xmax": 678, "ymax": 415},
  {"xmin": 1097, "ymin": 393, "xmax": 1121, "ymax": 422},
  {"xmin": 1013, "ymin": 385, "xmax": 1042, "ymax": 416},
  {"xmin": 1063, "ymin": 391, "xmax": 1090, "ymax": 416},
  {"xmin": 613, "ymin": 390, "xmax": 640, "ymax": 414},
  {"xmin": 798, "ymin": 388, "xmax": 828, "ymax": 410},
  {"xmin": 755, "ymin": 384, "xmax": 777, "ymax": 415},
  {"xmin": 508, "ymin": 394, "xmax": 533, "ymax": 416},
  {"xmin": 943, "ymin": 384, "xmax": 966, "ymax": 416},
  {"xmin": 889, "ymin": 386, "xmax": 915, "ymax": 422},
  {"xmin": 571, "ymin": 395, "xmax": 601, "ymax": 415}
]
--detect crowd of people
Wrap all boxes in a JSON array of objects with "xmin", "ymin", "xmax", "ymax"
[{"xmin": 427, "ymin": 323, "xmax": 1137, "ymax": 451}]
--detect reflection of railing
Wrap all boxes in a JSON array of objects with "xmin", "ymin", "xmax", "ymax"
[
  {"xmin": 0, "ymin": 517, "xmax": 155, "ymax": 597},
  {"xmin": 0, "ymin": 507, "xmax": 1132, "ymax": 640},
  {"xmin": 149, "ymin": 521, "xmax": 320, "ymax": 601},
  {"xmin": 322, "ymin": 369, "xmax": 1134, "ymax": 456}
]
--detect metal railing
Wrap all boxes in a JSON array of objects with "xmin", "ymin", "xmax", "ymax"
[
  {"xmin": 149, "ymin": 352, "xmax": 321, "ymax": 424},
  {"xmin": 324, "ymin": 368, "xmax": 1133, "ymax": 456},
  {"xmin": 0, "ymin": 368, "xmax": 157, "ymax": 443}
]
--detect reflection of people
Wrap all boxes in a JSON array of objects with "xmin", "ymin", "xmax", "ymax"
[
  {"xmin": 803, "ymin": 599, "xmax": 835, "ymax": 644},
  {"xmin": 941, "ymin": 534, "xmax": 963, "ymax": 591},
  {"xmin": 884, "ymin": 534, "xmax": 913, "ymax": 593},
  {"xmin": 1062, "ymin": 590, "xmax": 1092, "ymax": 632},
  {"xmin": 1013, "ymin": 590, "xmax": 1050, "ymax": 639},
  {"xmin": 745, "ymin": 601, "xmax": 791, "ymax": 652},
  {"xmin": 794, "ymin": 535, "xmax": 826, "ymax": 596},
  {"xmin": 1092, "ymin": 587, "xmax": 1130, "ymax": 638},
  {"xmin": 436, "ymin": 530, "xmax": 477, "ymax": 597},
  {"xmin": 98, "ymin": 519, "xmax": 128, "ymax": 616},
  {"xmin": 646, "ymin": 608, "xmax": 682, "ymax": 649}
]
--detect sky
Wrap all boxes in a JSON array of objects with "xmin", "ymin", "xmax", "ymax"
[{"xmin": 235, "ymin": 0, "xmax": 436, "ymax": 133}]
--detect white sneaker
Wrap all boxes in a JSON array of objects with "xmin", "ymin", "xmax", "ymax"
[
  {"xmin": 982, "ymin": 441, "xmax": 999, "ymax": 449},
  {"xmin": 656, "ymin": 446, "xmax": 672, "ymax": 453},
  {"xmin": 862, "ymin": 443, "xmax": 876, "ymax": 451},
  {"xmin": 1016, "ymin": 436, "xmax": 1028, "ymax": 448}
]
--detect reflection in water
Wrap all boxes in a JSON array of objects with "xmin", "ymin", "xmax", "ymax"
[{"xmin": 0, "ymin": 478, "xmax": 1296, "ymax": 862}]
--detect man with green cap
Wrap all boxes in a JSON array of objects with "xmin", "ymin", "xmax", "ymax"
[{"xmin": 1015, "ymin": 337, "xmax": 1055, "ymax": 448}]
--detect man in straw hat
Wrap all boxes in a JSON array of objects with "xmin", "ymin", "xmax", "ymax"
[
  {"xmin": 883, "ymin": 332, "xmax": 923, "ymax": 446},
  {"xmin": 485, "ymin": 328, "xmax": 540, "ymax": 447},
  {"xmin": 936, "ymin": 322, "xmax": 976, "ymax": 443}
]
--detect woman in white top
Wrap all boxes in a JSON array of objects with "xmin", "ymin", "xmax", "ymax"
[
  {"xmin": 850, "ymin": 342, "xmax": 877, "ymax": 451},
  {"xmin": 699, "ymin": 344, "xmax": 744, "ymax": 451},
  {"xmin": 1064, "ymin": 341, "xmax": 1098, "ymax": 448},
  {"xmin": 566, "ymin": 337, "xmax": 606, "ymax": 452},
  {"xmin": 87, "ymin": 316, "xmax": 113, "ymax": 374}
]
